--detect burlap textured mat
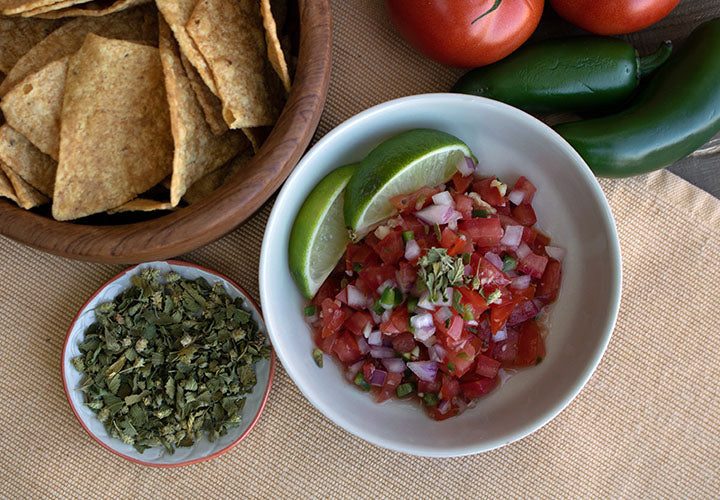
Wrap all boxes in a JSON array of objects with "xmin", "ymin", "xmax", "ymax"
[{"xmin": 1, "ymin": 1, "xmax": 719, "ymax": 498}]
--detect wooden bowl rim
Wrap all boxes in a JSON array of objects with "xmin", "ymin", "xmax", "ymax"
[{"xmin": 0, "ymin": 0, "xmax": 332, "ymax": 264}]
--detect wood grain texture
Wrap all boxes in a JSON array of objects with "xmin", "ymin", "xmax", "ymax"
[{"xmin": 0, "ymin": 0, "xmax": 332, "ymax": 263}]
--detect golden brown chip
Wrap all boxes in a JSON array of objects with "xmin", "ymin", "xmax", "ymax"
[
  {"xmin": 0, "ymin": 160, "xmax": 49, "ymax": 209},
  {"xmin": 156, "ymin": 0, "xmax": 218, "ymax": 96},
  {"xmin": 53, "ymin": 34, "xmax": 173, "ymax": 221},
  {"xmin": 0, "ymin": 0, "xmax": 88, "ymax": 16},
  {"xmin": 242, "ymin": 127, "xmax": 271, "ymax": 153},
  {"xmin": 260, "ymin": 0, "xmax": 291, "ymax": 93},
  {"xmin": 184, "ymin": 147, "xmax": 253, "ymax": 204},
  {"xmin": 0, "ymin": 4, "xmax": 157, "ymax": 97},
  {"xmin": 0, "ymin": 124, "xmax": 56, "ymax": 196},
  {"xmin": 0, "ymin": 166, "xmax": 18, "ymax": 204},
  {"xmin": 0, "ymin": 16, "xmax": 63, "ymax": 74},
  {"xmin": 26, "ymin": 0, "xmax": 151, "ymax": 19},
  {"xmin": 186, "ymin": 0, "xmax": 285, "ymax": 129},
  {"xmin": 17, "ymin": 0, "xmax": 93, "ymax": 16},
  {"xmin": 159, "ymin": 17, "xmax": 246, "ymax": 206},
  {"xmin": 107, "ymin": 198, "xmax": 174, "ymax": 214},
  {"xmin": 179, "ymin": 51, "xmax": 227, "ymax": 136},
  {"xmin": 1, "ymin": 56, "xmax": 67, "ymax": 160}
]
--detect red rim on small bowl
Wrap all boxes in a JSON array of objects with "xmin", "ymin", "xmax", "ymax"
[{"xmin": 61, "ymin": 260, "xmax": 276, "ymax": 468}]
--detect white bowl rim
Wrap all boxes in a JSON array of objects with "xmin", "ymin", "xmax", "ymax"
[
  {"xmin": 61, "ymin": 259, "xmax": 276, "ymax": 467},
  {"xmin": 260, "ymin": 93, "xmax": 622, "ymax": 457}
]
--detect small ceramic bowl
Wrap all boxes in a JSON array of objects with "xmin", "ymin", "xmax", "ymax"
[
  {"xmin": 62, "ymin": 260, "xmax": 275, "ymax": 467},
  {"xmin": 260, "ymin": 93, "xmax": 622, "ymax": 457}
]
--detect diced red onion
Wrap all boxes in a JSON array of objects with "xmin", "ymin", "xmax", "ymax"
[
  {"xmin": 410, "ymin": 312, "xmax": 434, "ymax": 330},
  {"xmin": 436, "ymin": 306, "xmax": 452, "ymax": 323},
  {"xmin": 370, "ymin": 309, "xmax": 382, "ymax": 324},
  {"xmin": 367, "ymin": 330, "xmax": 383, "ymax": 346},
  {"xmin": 453, "ymin": 397, "xmax": 468, "ymax": 415},
  {"xmin": 447, "ymin": 210, "xmax": 463, "ymax": 231},
  {"xmin": 376, "ymin": 279, "xmax": 396, "ymax": 295},
  {"xmin": 347, "ymin": 360, "xmax": 364, "ymax": 380},
  {"xmin": 507, "ymin": 189, "xmax": 525, "ymax": 206},
  {"xmin": 500, "ymin": 225, "xmax": 523, "ymax": 248},
  {"xmin": 370, "ymin": 347, "xmax": 396, "ymax": 359},
  {"xmin": 510, "ymin": 275, "xmax": 532, "ymax": 290},
  {"xmin": 484, "ymin": 252, "xmax": 504, "ymax": 270},
  {"xmin": 545, "ymin": 246, "xmax": 567, "ymax": 261},
  {"xmin": 404, "ymin": 239, "xmax": 420, "ymax": 261},
  {"xmin": 418, "ymin": 291, "xmax": 434, "ymax": 310},
  {"xmin": 464, "ymin": 264, "xmax": 473, "ymax": 276},
  {"xmin": 347, "ymin": 285, "xmax": 370, "ymax": 309},
  {"xmin": 517, "ymin": 242, "xmax": 532, "ymax": 260},
  {"xmin": 508, "ymin": 300, "xmax": 540, "ymax": 325},
  {"xmin": 431, "ymin": 288, "xmax": 453, "ymax": 307},
  {"xmin": 438, "ymin": 399, "xmax": 451, "ymax": 414},
  {"xmin": 421, "ymin": 335, "xmax": 437, "ymax": 347},
  {"xmin": 362, "ymin": 322, "xmax": 373, "ymax": 338},
  {"xmin": 381, "ymin": 309, "xmax": 392, "ymax": 323},
  {"xmin": 407, "ymin": 360, "xmax": 438, "ymax": 382},
  {"xmin": 369, "ymin": 369, "xmax": 387, "ymax": 387},
  {"xmin": 415, "ymin": 204, "xmax": 456, "ymax": 225},
  {"xmin": 492, "ymin": 327, "xmax": 507, "ymax": 342},
  {"xmin": 466, "ymin": 319, "xmax": 479, "ymax": 327},
  {"xmin": 433, "ymin": 344, "xmax": 447, "ymax": 361},
  {"xmin": 532, "ymin": 298, "xmax": 545, "ymax": 313},
  {"xmin": 457, "ymin": 156, "xmax": 476, "ymax": 176},
  {"xmin": 414, "ymin": 325, "xmax": 436, "ymax": 342},
  {"xmin": 432, "ymin": 191, "xmax": 455, "ymax": 207},
  {"xmin": 356, "ymin": 336, "xmax": 370, "ymax": 355},
  {"xmin": 382, "ymin": 357, "xmax": 406, "ymax": 373}
]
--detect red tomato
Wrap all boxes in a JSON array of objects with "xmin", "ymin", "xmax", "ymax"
[
  {"xmin": 515, "ymin": 321, "xmax": 546, "ymax": 366},
  {"xmin": 345, "ymin": 311, "xmax": 373, "ymax": 335},
  {"xmin": 453, "ymin": 193, "xmax": 475, "ymax": 219},
  {"xmin": 460, "ymin": 378, "xmax": 496, "ymax": 399},
  {"xmin": 373, "ymin": 231, "xmax": 404, "ymax": 265},
  {"xmin": 457, "ymin": 287, "xmax": 489, "ymax": 317},
  {"xmin": 376, "ymin": 372, "xmax": 403, "ymax": 403},
  {"xmin": 389, "ymin": 186, "xmax": 439, "ymax": 213},
  {"xmin": 391, "ymin": 332, "xmax": 416, "ymax": 353},
  {"xmin": 475, "ymin": 354, "xmax": 501, "ymax": 378},
  {"xmin": 549, "ymin": 0, "xmax": 680, "ymax": 35},
  {"xmin": 490, "ymin": 301, "xmax": 515, "ymax": 334},
  {"xmin": 518, "ymin": 252, "xmax": 548, "ymax": 279},
  {"xmin": 346, "ymin": 243, "xmax": 380, "ymax": 273},
  {"xmin": 380, "ymin": 307, "xmax": 410, "ymax": 335},
  {"xmin": 536, "ymin": 258, "xmax": 562, "ymax": 304},
  {"xmin": 511, "ymin": 203, "xmax": 537, "ymax": 226},
  {"xmin": 510, "ymin": 176, "xmax": 536, "ymax": 205},
  {"xmin": 385, "ymin": 0, "xmax": 544, "ymax": 68},
  {"xmin": 452, "ymin": 171, "xmax": 473, "ymax": 193},
  {"xmin": 321, "ymin": 298, "xmax": 346, "ymax": 338},
  {"xmin": 440, "ymin": 374, "xmax": 461, "ymax": 401},
  {"xmin": 446, "ymin": 342, "xmax": 476, "ymax": 377},
  {"xmin": 473, "ymin": 178, "xmax": 506, "ymax": 207},
  {"xmin": 333, "ymin": 332, "xmax": 363, "ymax": 363},
  {"xmin": 459, "ymin": 218, "xmax": 503, "ymax": 246},
  {"xmin": 358, "ymin": 265, "xmax": 396, "ymax": 290}
]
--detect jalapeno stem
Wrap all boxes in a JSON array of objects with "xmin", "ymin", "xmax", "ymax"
[
  {"xmin": 471, "ymin": 0, "xmax": 502, "ymax": 24},
  {"xmin": 638, "ymin": 40, "xmax": 673, "ymax": 79}
]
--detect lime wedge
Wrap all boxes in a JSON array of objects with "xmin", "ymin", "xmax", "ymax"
[
  {"xmin": 289, "ymin": 164, "xmax": 357, "ymax": 299},
  {"xmin": 344, "ymin": 129, "xmax": 473, "ymax": 234}
]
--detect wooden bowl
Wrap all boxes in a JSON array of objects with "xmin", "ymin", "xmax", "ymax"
[{"xmin": 0, "ymin": 0, "xmax": 332, "ymax": 264}]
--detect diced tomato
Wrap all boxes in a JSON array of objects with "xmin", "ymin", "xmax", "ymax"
[
  {"xmin": 389, "ymin": 186, "xmax": 440, "ymax": 213},
  {"xmin": 428, "ymin": 405, "xmax": 460, "ymax": 421},
  {"xmin": 314, "ymin": 329, "xmax": 337, "ymax": 354},
  {"xmin": 440, "ymin": 228, "xmax": 471, "ymax": 257},
  {"xmin": 459, "ymin": 217, "xmax": 503, "ymax": 246},
  {"xmin": 440, "ymin": 227, "xmax": 458, "ymax": 249},
  {"xmin": 498, "ymin": 214, "xmax": 520, "ymax": 228},
  {"xmin": 531, "ymin": 232, "xmax": 551, "ymax": 255},
  {"xmin": 398, "ymin": 214, "xmax": 426, "ymax": 234},
  {"xmin": 345, "ymin": 243, "xmax": 380, "ymax": 273},
  {"xmin": 512, "ymin": 203, "xmax": 537, "ymax": 226},
  {"xmin": 510, "ymin": 176, "xmax": 536, "ymax": 204},
  {"xmin": 457, "ymin": 287, "xmax": 489, "ymax": 317},
  {"xmin": 461, "ymin": 378, "xmax": 496, "ymax": 399},
  {"xmin": 511, "ymin": 285, "xmax": 536, "ymax": 303},
  {"xmin": 373, "ymin": 231, "xmax": 404, "ymax": 265},
  {"xmin": 345, "ymin": 311, "xmax": 373, "ymax": 335},
  {"xmin": 452, "ymin": 171, "xmax": 473, "ymax": 193},
  {"xmin": 332, "ymin": 332, "xmax": 362, "ymax": 363},
  {"xmin": 418, "ymin": 378, "xmax": 441, "ymax": 395},
  {"xmin": 379, "ymin": 307, "xmax": 409, "ymax": 335},
  {"xmin": 536, "ymin": 258, "xmax": 562, "ymax": 305},
  {"xmin": 473, "ymin": 177, "xmax": 506, "ymax": 207},
  {"xmin": 521, "ymin": 226, "xmax": 537, "ymax": 246},
  {"xmin": 475, "ymin": 354, "xmax": 501, "ymax": 378},
  {"xmin": 491, "ymin": 327, "xmax": 519, "ymax": 363},
  {"xmin": 469, "ymin": 255, "xmax": 511, "ymax": 291},
  {"xmin": 446, "ymin": 342, "xmax": 476, "ymax": 377},
  {"xmin": 362, "ymin": 362, "xmax": 375, "ymax": 381},
  {"xmin": 490, "ymin": 301, "xmax": 515, "ymax": 334},
  {"xmin": 312, "ymin": 277, "xmax": 341, "ymax": 307},
  {"xmin": 518, "ymin": 252, "xmax": 548, "ymax": 279},
  {"xmin": 446, "ymin": 315, "xmax": 464, "ymax": 341},
  {"xmin": 391, "ymin": 332, "xmax": 415, "ymax": 353},
  {"xmin": 396, "ymin": 261, "xmax": 418, "ymax": 290},
  {"xmin": 321, "ymin": 298, "xmax": 347, "ymax": 338},
  {"xmin": 335, "ymin": 287, "xmax": 348, "ymax": 305},
  {"xmin": 376, "ymin": 372, "xmax": 402, "ymax": 403},
  {"xmin": 440, "ymin": 374, "xmax": 461, "ymax": 400},
  {"xmin": 515, "ymin": 321, "xmax": 546, "ymax": 366},
  {"xmin": 508, "ymin": 300, "xmax": 540, "ymax": 326},
  {"xmin": 358, "ymin": 265, "xmax": 396, "ymax": 290},
  {"xmin": 453, "ymin": 193, "xmax": 474, "ymax": 219},
  {"xmin": 495, "ymin": 204, "xmax": 511, "ymax": 216}
]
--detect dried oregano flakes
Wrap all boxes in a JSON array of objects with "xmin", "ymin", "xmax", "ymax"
[{"xmin": 70, "ymin": 267, "xmax": 270, "ymax": 454}]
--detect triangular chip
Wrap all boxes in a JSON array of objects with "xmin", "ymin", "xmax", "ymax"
[
  {"xmin": 107, "ymin": 198, "xmax": 174, "ymax": 214},
  {"xmin": 179, "ymin": 51, "xmax": 227, "ymax": 135},
  {"xmin": 17, "ymin": 0, "xmax": 93, "ymax": 16},
  {"xmin": 1, "ymin": 56, "xmax": 67, "ymax": 160},
  {"xmin": 159, "ymin": 18, "xmax": 246, "ymax": 206},
  {"xmin": 260, "ymin": 0, "xmax": 291, "ymax": 93},
  {"xmin": 0, "ymin": 160, "xmax": 49, "ymax": 209},
  {"xmin": 186, "ymin": 0, "xmax": 285, "ymax": 129},
  {"xmin": 0, "ymin": 4, "xmax": 157, "ymax": 97},
  {"xmin": 53, "ymin": 34, "xmax": 173, "ymax": 221},
  {"xmin": 156, "ymin": 0, "xmax": 218, "ymax": 96},
  {"xmin": 0, "ymin": 16, "xmax": 63, "ymax": 74},
  {"xmin": 184, "ymin": 147, "xmax": 253, "ymax": 204},
  {"xmin": 0, "ymin": 0, "xmax": 88, "ymax": 15},
  {"xmin": 25, "ymin": 0, "xmax": 151, "ymax": 19},
  {"xmin": 0, "ymin": 167, "xmax": 19, "ymax": 204},
  {"xmin": 0, "ymin": 124, "xmax": 56, "ymax": 196}
]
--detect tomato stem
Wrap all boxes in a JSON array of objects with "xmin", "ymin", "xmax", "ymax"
[{"xmin": 471, "ymin": 0, "xmax": 502, "ymax": 24}]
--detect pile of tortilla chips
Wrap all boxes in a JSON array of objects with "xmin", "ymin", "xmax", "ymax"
[{"xmin": 0, "ymin": 0, "xmax": 292, "ymax": 221}]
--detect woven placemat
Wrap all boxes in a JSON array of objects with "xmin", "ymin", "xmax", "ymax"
[{"xmin": 1, "ymin": 1, "xmax": 719, "ymax": 498}]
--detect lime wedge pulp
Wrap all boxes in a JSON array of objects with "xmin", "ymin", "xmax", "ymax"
[
  {"xmin": 289, "ymin": 164, "xmax": 357, "ymax": 299},
  {"xmin": 344, "ymin": 129, "xmax": 474, "ymax": 235}
]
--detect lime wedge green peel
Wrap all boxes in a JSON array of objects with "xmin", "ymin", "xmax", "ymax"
[
  {"xmin": 289, "ymin": 164, "xmax": 357, "ymax": 299},
  {"xmin": 344, "ymin": 129, "xmax": 474, "ymax": 237}
]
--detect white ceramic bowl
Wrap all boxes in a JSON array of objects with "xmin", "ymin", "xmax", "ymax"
[
  {"xmin": 62, "ymin": 260, "xmax": 275, "ymax": 467},
  {"xmin": 260, "ymin": 93, "xmax": 622, "ymax": 457}
]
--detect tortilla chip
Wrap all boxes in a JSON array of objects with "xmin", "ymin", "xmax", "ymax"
[
  {"xmin": 0, "ymin": 124, "xmax": 56, "ymax": 196},
  {"xmin": 242, "ymin": 127, "xmax": 271, "ymax": 153},
  {"xmin": 17, "ymin": 0, "xmax": 93, "ymax": 16},
  {"xmin": 26, "ymin": 0, "xmax": 151, "ymax": 19},
  {"xmin": 0, "ymin": 4, "xmax": 157, "ymax": 97},
  {"xmin": 0, "ymin": 160, "xmax": 49, "ymax": 209},
  {"xmin": 0, "ymin": 16, "xmax": 63, "ymax": 74},
  {"xmin": 53, "ymin": 34, "xmax": 173, "ymax": 221},
  {"xmin": 0, "ymin": 167, "xmax": 18, "ymax": 204},
  {"xmin": 1, "ymin": 56, "xmax": 67, "ymax": 160},
  {"xmin": 184, "ymin": 147, "xmax": 253, "ymax": 204},
  {"xmin": 179, "ymin": 51, "xmax": 227, "ymax": 135},
  {"xmin": 0, "ymin": 0, "xmax": 87, "ymax": 15},
  {"xmin": 107, "ymin": 198, "xmax": 173, "ymax": 214},
  {"xmin": 158, "ymin": 17, "xmax": 245, "ymax": 206},
  {"xmin": 260, "ymin": 0, "xmax": 291, "ymax": 93},
  {"xmin": 156, "ymin": 0, "xmax": 218, "ymax": 96},
  {"xmin": 187, "ymin": 0, "xmax": 285, "ymax": 129}
]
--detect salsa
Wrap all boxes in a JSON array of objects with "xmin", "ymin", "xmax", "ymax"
[{"xmin": 305, "ymin": 167, "xmax": 563, "ymax": 420}]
